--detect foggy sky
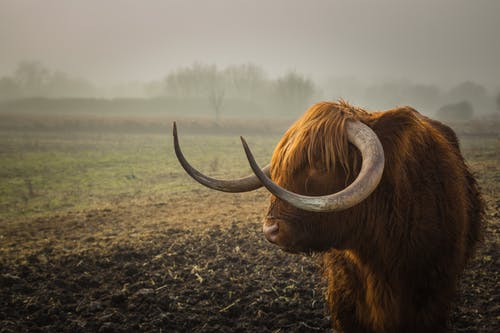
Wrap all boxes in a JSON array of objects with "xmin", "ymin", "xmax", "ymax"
[{"xmin": 1, "ymin": 0, "xmax": 499, "ymax": 90}]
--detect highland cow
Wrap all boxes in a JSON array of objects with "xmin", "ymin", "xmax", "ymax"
[{"xmin": 173, "ymin": 101, "xmax": 483, "ymax": 333}]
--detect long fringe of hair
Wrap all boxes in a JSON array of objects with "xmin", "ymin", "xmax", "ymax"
[{"xmin": 271, "ymin": 100, "xmax": 370, "ymax": 185}]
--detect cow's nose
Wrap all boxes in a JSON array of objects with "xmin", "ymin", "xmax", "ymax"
[{"xmin": 263, "ymin": 222, "xmax": 279, "ymax": 243}]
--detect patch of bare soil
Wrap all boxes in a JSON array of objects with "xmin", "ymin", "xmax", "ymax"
[{"xmin": 0, "ymin": 189, "xmax": 498, "ymax": 332}]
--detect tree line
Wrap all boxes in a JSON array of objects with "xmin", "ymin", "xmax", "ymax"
[
  {"xmin": 163, "ymin": 63, "xmax": 318, "ymax": 120},
  {"xmin": 0, "ymin": 62, "xmax": 318, "ymax": 120},
  {"xmin": 0, "ymin": 61, "xmax": 97, "ymax": 100},
  {"xmin": 0, "ymin": 61, "xmax": 499, "ymax": 121}
]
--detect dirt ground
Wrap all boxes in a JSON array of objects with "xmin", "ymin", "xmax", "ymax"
[{"xmin": 1, "ymin": 183, "xmax": 499, "ymax": 332}]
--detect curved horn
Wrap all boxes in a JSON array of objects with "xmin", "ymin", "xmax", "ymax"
[
  {"xmin": 173, "ymin": 122, "xmax": 269, "ymax": 193},
  {"xmin": 240, "ymin": 120, "xmax": 384, "ymax": 212}
]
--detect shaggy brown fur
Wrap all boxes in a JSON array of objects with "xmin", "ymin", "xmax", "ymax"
[{"xmin": 266, "ymin": 101, "xmax": 483, "ymax": 333}]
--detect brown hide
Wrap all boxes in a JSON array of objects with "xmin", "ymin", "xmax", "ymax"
[{"xmin": 265, "ymin": 101, "xmax": 484, "ymax": 333}]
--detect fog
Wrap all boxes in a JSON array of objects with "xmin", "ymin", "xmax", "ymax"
[{"xmin": 1, "ymin": 0, "xmax": 499, "ymax": 118}]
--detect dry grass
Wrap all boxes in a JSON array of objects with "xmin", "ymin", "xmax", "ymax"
[{"xmin": 0, "ymin": 119, "xmax": 498, "ymax": 332}]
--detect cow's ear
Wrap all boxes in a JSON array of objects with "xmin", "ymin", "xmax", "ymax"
[{"xmin": 371, "ymin": 107, "xmax": 423, "ymax": 139}]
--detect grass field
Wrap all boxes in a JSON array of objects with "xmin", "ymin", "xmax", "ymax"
[
  {"xmin": 0, "ymin": 118, "xmax": 498, "ymax": 332},
  {"xmin": 0, "ymin": 127, "xmax": 281, "ymax": 220},
  {"xmin": 0, "ymin": 123, "xmax": 497, "ymax": 220}
]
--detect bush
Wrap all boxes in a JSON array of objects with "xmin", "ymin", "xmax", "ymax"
[{"xmin": 436, "ymin": 101, "xmax": 474, "ymax": 121}]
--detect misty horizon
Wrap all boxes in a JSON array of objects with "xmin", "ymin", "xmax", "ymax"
[
  {"xmin": 1, "ymin": 59, "xmax": 498, "ymax": 94},
  {"xmin": 1, "ymin": 0, "xmax": 499, "ymax": 92}
]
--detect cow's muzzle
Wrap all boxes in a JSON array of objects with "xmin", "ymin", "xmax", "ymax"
[{"xmin": 262, "ymin": 220, "xmax": 279, "ymax": 244}]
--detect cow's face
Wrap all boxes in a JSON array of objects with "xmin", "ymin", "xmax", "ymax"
[
  {"xmin": 262, "ymin": 167, "xmax": 355, "ymax": 253},
  {"xmin": 173, "ymin": 102, "xmax": 385, "ymax": 254}
]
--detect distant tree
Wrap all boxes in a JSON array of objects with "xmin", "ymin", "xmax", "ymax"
[
  {"xmin": 496, "ymin": 91, "xmax": 500, "ymax": 112},
  {"xmin": 209, "ymin": 85, "xmax": 225, "ymax": 124},
  {"xmin": 0, "ymin": 77, "xmax": 21, "ymax": 100},
  {"xmin": 13, "ymin": 61, "xmax": 51, "ymax": 97},
  {"xmin": 364, "ymin": 80, "xmax": 441, "ymax": 111},
  {"xmin": 448, "ymin": 81, "xmax": 487, "ymax": 101},
  {"xmin": 436, "ymin": 100, "xmax": 474, "ymax": 121},
  {"xmin": 446, "ymin": 81, "xmax": 489, "ymax": 114},
  {"xmin": 165, "ymin": 63, "xmax": 218, "ymax": 98},
  {"xmin": 0, "ymin": 61, "xmax": 96, "ymax": 99},
  {"xmin": 272, "ymin": 71, "xmax": 316, "ymax": 114},
  {"xmin": 164, "ymin": 63, "xmax": 320, "ymax": 118},
  {"xmin": 165, "ymin": 63, "xmax": 226, "ymax": 123},
  {"xmin": 14, "ymin": 61, "xmax": 50, "ymax": 84},
  {"xmin": 223, "ymin": 63, "xmax": 266, "ymax": 100}
]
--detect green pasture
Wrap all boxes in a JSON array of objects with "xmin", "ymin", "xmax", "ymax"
[
  {"xmin": 0, "ymin": 125, "xmax": 498, "ymax": 220},
  {"xmin": 0, "ymin": 128, "xmax": 279, "ymax": 220}
]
